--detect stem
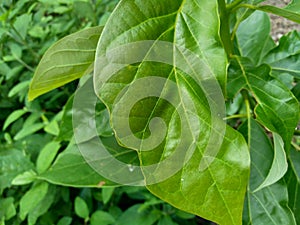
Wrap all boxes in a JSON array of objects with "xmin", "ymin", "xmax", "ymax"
[
  {"xmin": 236, "ymin": 3, "xmax": 257, "ymax": 11},
  {"xmin": 12, "ymin": 54, "xmax": 35, "ymax": 72},
  {"xmin": 224, "ymin": 114, "xmax": 248, "ymax": 120},
  {"xmin": 291, "ymin": 141, "xmax": 300, "ymax": 151},
  {"xmin": 218, "ymin": 0, "xmax": 234, "ymax": 58},
  {"xmin": 241, "ymin": 89, "xmax": 251, "ymax": 120},
  {"xmin": 227, "ymin": 0, "xmax": 245, "ymax": 11}
]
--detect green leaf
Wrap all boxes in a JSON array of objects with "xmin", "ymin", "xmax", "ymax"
[
  {"xmin": 254, "ymin": 3, "xmax": 300, "ymax": 24},
  {"xmin": 14, "ymin": 123, "xmax": 45, "ymax": 140},
  {"xmin": 36, "ymin": 141, "xmax": 61, "ymax": 174},
  {"xmin": 90, "ymin": 211, "xmax": 115, "ymax": 225},
  {"xmin": 94, "ymin": 1, "xmax": 250, "ymax": 224},
  {"xmin": 39, "ymin": 137, "xmax": 138, "ymax": 187},
  {"xmin": 27, "ymin": 184, "xmax": 56, "ymax": 225},
  {"xmin": 234, "ymin": 57, "xmax": 300, "ymax": 147},
  {"xmin": 57, "ymin": 217, "xmax": 72, "ymax": 225},
  {"xmin": 115, "ymin": 204, "xmax": 160, "ymax": 225},
  {"xmin": 8, "ymin": 80, "xmax": 30, "ymax": 98},
  {"xmin": 3, "ymin": 109, "xmax": 27, "ymax": 130},
  {"xmin": 74, "ymin": 197, "xmax": 89, "ymax": 219},
  {"xmin": 73, "ymin": 1, "xmax": 95, "ymax": 22},
  {"xmin": 0, "ymin": 148, "xmax": 34, "ymax": 189},
  {"xmin": 263, "ymin": 31, "xmax": 300, "ymax": 79},
  {"xmin": 11, "ymin": 170, "xmax": 37, "ymax": 185},
  {"xmin": 44, "ymin": 119, "xmax": 60, "ymax": 136},
  {"xmin": 28, "ymin": 26, "xmax": 103, "ymax": 101},
  {"xmin": 102, "ymin": 187, "xmax": 115, "ymax": 204},
  {"xmin": 0, "ymin": 198, "xmax": 16, "ymax": 221},
  {"xmin": 19, "ymin": 182, "xmax": 49, "ymax": 221},
  {"xmin": 236, "ymin": 10, "xmax": 275, "ymax": 65},
  {"xmin": 286, "ymin": 149, "xmax": 300, "ymax": 224},
  {"xmin": 239, "ymin": 119, "xmax": 296, "ymax": 225},
  {"xmin": 254, "ymin": 133, "xmax": 288, "ymax": 192},
  {"xmin": 13, "ymin": 14, "xmax": 32, "ymax": 39}
]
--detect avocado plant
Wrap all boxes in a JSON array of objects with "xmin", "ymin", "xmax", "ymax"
[{"xmin": 27, "ymin": 0, "xmax": 300, "ymax": 224}]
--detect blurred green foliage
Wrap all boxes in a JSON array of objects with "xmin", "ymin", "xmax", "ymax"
[{"xmin": 0, "ymin": 1, "xmax": 201, "ymax": 224}]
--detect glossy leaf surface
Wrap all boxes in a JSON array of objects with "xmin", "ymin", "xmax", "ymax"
[
  {"xmin": 94, "ymin": 0, "xmax": 250, "ymax": 224},
  {"xmin": 28, "ymin": 26, "xmax": 103, "ymax": 100}
]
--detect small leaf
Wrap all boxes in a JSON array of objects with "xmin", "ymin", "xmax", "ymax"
[
  {"xmin": 57, "ymin": 217, "xmax": 72, "ymax": 225},
  {"xmin": 27, "ymin": 185, "xmax": 56, "ymax": 225},
  {"xmin": 44, "ymin": 119, "xmax": 60, "ymax": 136},
  {"xmin": 90, "ymin": 211, "xmax": 115, "ymax": 225},
  {"xmin": 9, "ymin": 42, "xmax": 22, "ymax": 59},
  {"xmin": 0, "ymin": 197, "xmax": 16, "ymax": 221},
  {"xmin": 8, "ymin": 80, "xmax": 30, "ymax": 97},
  {"xmin": 19, "ymin": 182, "xmax": 48, "ymax": 221},
  {"xmin": 36, "ymin": 141, "xmax": 61, "ymax": 174},
  {"xmin": 14, "ymin": 123, "xmax": 44, "ymax": 140},
  {"xmin": 13, "ymin": 14, "xmax": 32, "ymax": 39},
  {"xmin": 11, "ymin": 170, "xmax": 37, "ymax": 185},
  {"xmin": 102, "ymin": 187, "xmax": 115, "ymax": 204},
  {"xmin": 115, "ymin": 204, "xmax": 160, "ymax": 225},
  {"xmin": 74, "ymin": 197, "xmax": 89, "ymax": 219},
  {"xmin": 254, "ymin": 133, "xmax": 288, "ymax": 192},
  {"xmin": 3, "ymin": 109, "xmax": 27, "ymax": 130},
  {"xmin": 28, "ymin": 26, "xmax": 103, "ymax": 100}
]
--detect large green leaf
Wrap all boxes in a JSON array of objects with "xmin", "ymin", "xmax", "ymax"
[
  {"xmin": 236, "ymin": 10, "xmax": 275, "ymax": 65},
  {"xmin": 28, "ymin": 26, "xmax": 103, "ymax": 101},
  {"xmin": 94, "ymin": 0, "xmax": 250, "ymax": 224},
  {"xmin": 234, "ymin": 57, "xmax": 299, "ymax": 147},
  {"xmin": 239, "ymin": 119, "xmax": 296, "ymax": 225}
]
